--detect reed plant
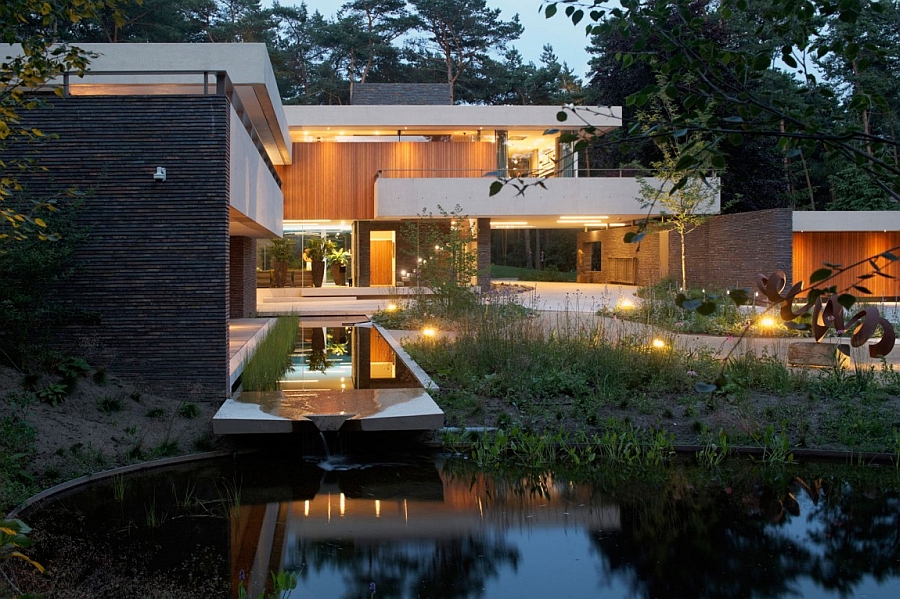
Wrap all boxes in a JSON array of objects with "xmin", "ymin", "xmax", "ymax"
[{"xmin": 241, "ymin": 315, "xmax": 299, "ymax": 391}]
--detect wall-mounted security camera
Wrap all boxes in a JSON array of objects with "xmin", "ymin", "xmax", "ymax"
[{"xmin": 153, "ymin": 167, "xmax": 167, "ymax": 182}]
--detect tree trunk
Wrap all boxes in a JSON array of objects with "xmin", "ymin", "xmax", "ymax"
[
  {"xmin": 524, "ymin": 228, "xmax": 533, "ymax": 269},
  {"xmin": 680, "ymin": 231, "xmax": 687, "ymax": 291}
]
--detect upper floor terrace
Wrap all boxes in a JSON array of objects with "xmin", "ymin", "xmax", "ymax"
[{"xmin": 281, "ymin": 105, "xmax": 720, "ymax": 229}]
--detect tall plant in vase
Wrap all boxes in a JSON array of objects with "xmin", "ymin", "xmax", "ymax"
[
  {"xmin": 269, "ymin": 237, "xmax": 294, "ymax": 288},
  {"xmin": 304, "ymin": 236, "xmax": 334, "ymax": 287},
  {"xmin": 329, "ymin": 248, "xmax": 350, "ymax": 286}
]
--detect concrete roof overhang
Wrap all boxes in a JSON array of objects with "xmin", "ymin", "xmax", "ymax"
[
  {"xmin": 794, "ymin": 211, "xmax": 900, "ymax": 232},
  {"xmin": 285, "ymin": 104, "xmax": 621, "ymax": 141},
  {"xmin": 3, "ymin": 43, "xmax": 292, "ymax": 166}
]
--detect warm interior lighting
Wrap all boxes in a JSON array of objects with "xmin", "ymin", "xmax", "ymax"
[
  {"xmin": 651, "ymin": 338, "xmax": 666, "ymax": 349},
  {"xmin": 559, "ymin": 215, "xmax": 608, "ymax": 220}
]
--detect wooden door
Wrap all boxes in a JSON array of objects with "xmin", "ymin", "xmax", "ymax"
[{"xmin": 370, "ymin": 240, "xmax": 394, "ymax": 286}]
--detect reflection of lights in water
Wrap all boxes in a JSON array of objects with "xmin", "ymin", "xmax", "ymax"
[
  {"xmin": 327, "ymin": 494, "xmax": 331, "ymax": 523},
  {"xmin": 340, "ymin": 493, "xmax": 345, "ymax": 517},
  {"xmin": 375, "ymin": 500, "xmax": 380, "ymax": 518},
  {"xmin": 304, "ymin": 500, "xmax": 309, "ymax": 517},
  {"xmin": 403, "ymin": 499, "xmax": 408, "ymax": 525},
  {"xmin": 652, "ymin": 338, "xmax": 666, "ymax": 349}
]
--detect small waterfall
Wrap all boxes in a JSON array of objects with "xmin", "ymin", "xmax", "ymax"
[{"xmin": 317, "ymin": 430, "xmax": 331, "ymax": 460}]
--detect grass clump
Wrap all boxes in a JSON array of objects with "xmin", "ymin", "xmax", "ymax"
[{"xmin": 241, "ymin": 315, "xmax": 299, "ymax": 391}]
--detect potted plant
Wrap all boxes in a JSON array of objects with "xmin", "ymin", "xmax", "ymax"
[
  {"xmin": 304, "ymin": 236, "xmax": 334, "ymax": 287},
  {"xmin": 328, "ymin": 248, "xmax": 351, "ymax": 286},
  {"xmin": 269, "ymin": 237, "xmax": 294, "ymax": 287}
]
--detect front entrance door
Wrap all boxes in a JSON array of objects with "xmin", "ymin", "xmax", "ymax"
[{"xmin": 370, "ymin": 239, "xmax": 394, "ymax": 286}]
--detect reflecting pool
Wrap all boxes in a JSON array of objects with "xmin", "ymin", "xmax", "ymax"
[{"xmin": 16, "ymin": 453, "xmax": 900, "ymax": 598}]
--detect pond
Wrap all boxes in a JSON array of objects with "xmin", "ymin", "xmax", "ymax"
[{"xmin": 12, "ymin": 452, "xmax": 900, "ymax": 598}]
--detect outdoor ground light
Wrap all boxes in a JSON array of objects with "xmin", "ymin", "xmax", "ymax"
[
  {"xmin": 617, "ymin": 298, "xmax": 635, "ymax": 310},
  {"xmin": 760, "ymin": 316, "xmax": 776, "ymax": 328},
  {"xmin": 385, "ymin": 303, "xmax": 398, "ymax": 312},
  {"xmin": 422, "ymin": 327, "xmax": 436, "ymax": 338},
  {"xmin": 651, "ymin": 338, "xmax": 666, "ymax": 349}
]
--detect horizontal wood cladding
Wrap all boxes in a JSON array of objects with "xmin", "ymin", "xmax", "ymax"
[
  {"xmin": 794, "ymin": 231, "xmax": 900, "ymax": 299},
  {"xmin": 11, "ymin": 95, "xmax": 231, "ymax": 399},
  {"xmin": 279, "ymin": 142, "xmax": 496, "ymax": 220}
]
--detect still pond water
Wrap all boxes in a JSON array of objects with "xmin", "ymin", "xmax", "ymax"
[{"xmin": 20, "ymin": 452, "xmax": 900, "ymax": 598}]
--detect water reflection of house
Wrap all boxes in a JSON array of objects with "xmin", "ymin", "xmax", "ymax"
[{"xmin": 230, "ymin": 467, "xmax": 620, "ymax": 598}]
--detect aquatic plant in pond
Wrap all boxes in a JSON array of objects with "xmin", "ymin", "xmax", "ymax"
[{"xmin": 242, "ymin": 316, "xmax": 299, "ymax": 391}]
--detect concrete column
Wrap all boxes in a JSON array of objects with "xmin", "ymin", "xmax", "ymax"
[{"xmin": 476, "ymin": 217, "xmax": 491, "ymax": 292}]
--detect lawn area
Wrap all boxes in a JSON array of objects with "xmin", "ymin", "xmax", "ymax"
[{"xmin": 491, "ymin": 264, "xmax": 577, "ymax": 282}]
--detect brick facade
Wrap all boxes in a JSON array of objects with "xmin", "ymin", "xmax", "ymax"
[
  {"xmin": 351, "ymin": 83, "xmax": 452, "ymax": 105},
  {"xmin": 577, "ymin": 208, "xmax": 793, "ymax": 290},
  {"xmin": 11, "ymin": 95, "xmax": 232, "ymax": 399},
  {"xmin": 230, "ymin": 236, "xmax": 257, "ymax": 318}
]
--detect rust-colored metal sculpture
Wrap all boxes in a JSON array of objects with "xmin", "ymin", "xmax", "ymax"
[{"xmin": 756, "ymin": 270, "xmax": 896, "ymax": 358}]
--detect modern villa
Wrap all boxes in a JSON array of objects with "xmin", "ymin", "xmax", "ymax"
[{"xmin": 4, "ymin": 42, "xmax": 899, "ymax": 405}]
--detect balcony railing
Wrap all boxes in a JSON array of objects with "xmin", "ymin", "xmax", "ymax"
[{"xmin": 375, "ymin": 168, "xmax": 665, "ymax": 179}]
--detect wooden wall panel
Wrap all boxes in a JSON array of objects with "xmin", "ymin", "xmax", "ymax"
[
  {"xmin": 793, "ymin": 231, "xmax": 900, "ymax": 299},
  {"xmin": 279, "ymin": 142, "xmax": 496, "ymax": 220}
]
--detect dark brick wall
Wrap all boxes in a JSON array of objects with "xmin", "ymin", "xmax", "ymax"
[
  {"xmin": 351, "ymin": 83, "xmax": 452, "ymax": 105},
  {"xmin": 576, "ymin": 227, "xmax": 664, "ymax": 285},
  {"xmin": 11, "ymin": 95, "xmax": 231, "ymax": 399},
  {"xmin": 577, "ymin": 208, "xmax": 793, "ymax": 290},
  {"xmin": 676, "ymin": 208, "xmax": 793, "ymax": 289},
  {"xmin": 230, "ymin": 236, "xmax": 257, "ymax": 318}
]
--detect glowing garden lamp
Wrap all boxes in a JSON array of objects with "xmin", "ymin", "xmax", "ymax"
[{"xmin": 651, "ymin": 338, "xmax": 666, "ymax": 349}]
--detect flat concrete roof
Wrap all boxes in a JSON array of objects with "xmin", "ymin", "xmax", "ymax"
[
  {"xmin": 285, "ymin": 104, "xmax": 622, "ymax": 134},
  {"xmin": 3, "ymin": 43, "xmax": 292, "ymax": 165},
  {"xmin": 794, "ymin": 211, "xmax": 900, "ymax": 232}
]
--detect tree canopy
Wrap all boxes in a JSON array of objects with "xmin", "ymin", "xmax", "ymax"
[{"xmin": 548, "ymin": 0, "xmax": 900, "ymax": 209}]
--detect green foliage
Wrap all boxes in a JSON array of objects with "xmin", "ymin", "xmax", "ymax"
[
  {"xmin": 241, "ymin": 315, "xmax": 299, "ymax": 391},
  {"xmin": 303, "ymin": 236, "xmax": 334, "ymax": 262},
  {"xmin": 237, "ymin": 570, "xmax": 298, "ymax": 599},
  {"xmin": 178, "ymin": 402, "xmax": 201, "ymax": 419},
  {"xmin": 0, "ymin": 192, "xmax": 86, "ymax": 368},
  {"xmin": 757, "ymin": 424, "xmax": 795, "ymax": 465},
  {"xmin": 36, "ymin": 382, "xmax": 69, "ymax": 406},
  {"xmin": 401, "ymin": 205, "xmax": 481, "ymax": 318},
  {"xmin": 697, "ymin": 428, "xmax": 730, "ymax": 468},
  {"xmin": 268, "ymin": 237, "xmax": 294, "ymax": 262},
  {"xmin": 0, "ymin": 412, "xmax": 37, "ymax": 514},
  {"xmin": 551, "ymin": 0, "xmax": 900, "ymax": 201},
  {"xmin": 490, "ymin": 264, "xmax": 576, "ymax": 282},
  {"xmin": 0, "ymin": 518, "xmax": 45, "ymax": 591},
  {"xmin": 97, "ymin": 395, "xmax": 123, "ymax": 415}
]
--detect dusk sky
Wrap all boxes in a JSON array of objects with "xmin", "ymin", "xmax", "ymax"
[{"xmin": 277, "ymin": 1, "xmax": 594, "ymax": 77}]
